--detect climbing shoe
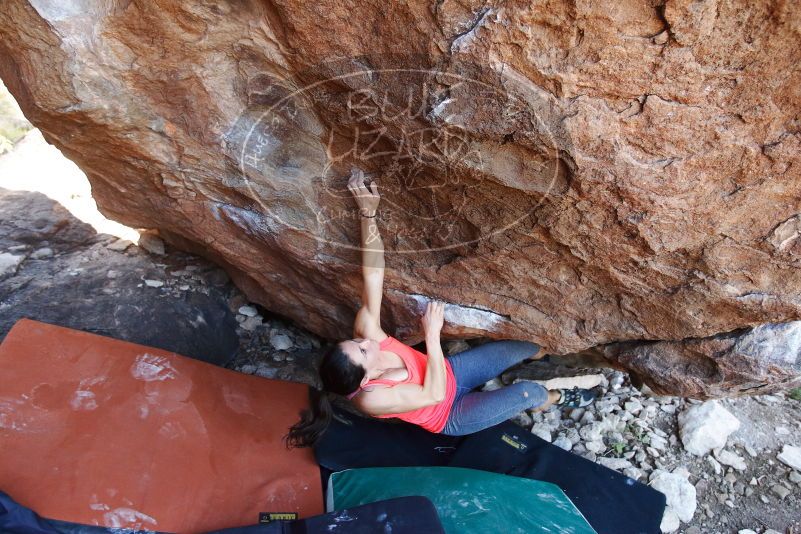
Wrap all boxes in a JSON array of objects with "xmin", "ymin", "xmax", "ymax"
[{"xmin": 556, "ymin": 387, "xmax": 597, "ymax": 408}]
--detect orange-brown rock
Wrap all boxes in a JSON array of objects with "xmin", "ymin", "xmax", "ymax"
[{"xmin": 1, "ymin": 0, "xmax": 800, "ymax": 396}]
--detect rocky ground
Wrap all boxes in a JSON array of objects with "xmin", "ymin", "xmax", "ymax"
[
  {"xmin": 0, "ymin": 130, "xmax": 799, "ymax": 534},
  {"xmin": 231, "ymin": 316, "xmax": 801, "ymax": 534}
]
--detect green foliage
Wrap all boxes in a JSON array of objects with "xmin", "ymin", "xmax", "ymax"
[
  {"xmin": 789, "ymin": 387, "xmax": 801, "ymax": 401},
  {"xmin": 0, "ymin": 81, "xmax": 32, "ymax": 153},
  {"xmin": 625, "ymin": 423, "xmax": 649, "ymax": 444}
]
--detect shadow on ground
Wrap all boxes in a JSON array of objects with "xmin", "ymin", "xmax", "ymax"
[{"xmin": 0, "ymin": 187, "xmax": 239, "ymax": 365}]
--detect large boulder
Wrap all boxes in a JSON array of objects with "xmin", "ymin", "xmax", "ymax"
[{"xmin": 1, "ymin": 1, "xmax": 800, "ymax": 395}]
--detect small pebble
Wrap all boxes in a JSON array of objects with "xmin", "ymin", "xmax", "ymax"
[
  {"xmin": 552, "ymin": 435, "xmax": 572, "ymax": 451},
  {"xmin": 31, "ymin": 247, "xmax": 53, "ymax": 259},
  {"xmin": 771, "ymin": 484, "xmax": 791, "ymax": 500}
]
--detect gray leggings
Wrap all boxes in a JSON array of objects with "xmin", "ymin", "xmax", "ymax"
[{"xmin": 440, "ymin": 340, "xmax": 548, "ymax": 436}]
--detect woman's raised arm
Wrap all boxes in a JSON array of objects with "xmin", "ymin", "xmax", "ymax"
[{"xmin": 348, "ymin": 169, "xmax": 386, "ymax": 340}]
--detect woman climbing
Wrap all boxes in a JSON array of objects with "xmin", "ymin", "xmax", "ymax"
[{"xmin": 285, "ymin": 170, "xmax": 596, "ymax": 448}]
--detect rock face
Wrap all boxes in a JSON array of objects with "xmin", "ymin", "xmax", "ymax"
[
  {"xmin": 604, "ymin": 322, "xmax": 801, "ymax": 397},
  {"xmin": 1, "ymin": 1, "xmax": 800, "ymax": 395}
]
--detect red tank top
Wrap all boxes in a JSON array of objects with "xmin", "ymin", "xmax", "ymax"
[{"xmin": 354, "ymin": 335, "xmax": 457, "ymax": 433}]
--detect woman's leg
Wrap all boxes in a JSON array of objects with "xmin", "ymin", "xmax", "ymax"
[
  {"xmin": 447, "ymin": 340, "xmax": 542, "ymax": 392},
  {"xmin": 440, "ymin": 381, "xmax": 559, "ymax": 436}
]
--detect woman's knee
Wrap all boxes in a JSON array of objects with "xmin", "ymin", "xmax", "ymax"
[{"xmin": 508, "ymin": 381, "xmax": 548, "ymax": 405}]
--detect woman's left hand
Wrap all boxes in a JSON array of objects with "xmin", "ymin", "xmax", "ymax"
[{"xmin": 348, "ymin": 168, "xmax": 380, "ymax": 215}]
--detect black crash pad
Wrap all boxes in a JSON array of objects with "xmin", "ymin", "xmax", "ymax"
[{"xmin": 315, "ymin": 408, "xmax": 666, "ymax": 534}]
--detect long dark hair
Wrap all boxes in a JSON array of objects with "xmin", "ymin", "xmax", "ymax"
[{"xmin": 284, "ymin": 341, "xmax": 365, "ymax": 448}]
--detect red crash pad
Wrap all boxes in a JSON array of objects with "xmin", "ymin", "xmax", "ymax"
[{"xmin": 0, "ymin": 318, "xmax": 323, "ymax": 532}]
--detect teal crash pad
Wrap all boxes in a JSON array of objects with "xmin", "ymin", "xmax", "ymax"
[{"xmin": 327, "ymin": 466, "xmax": 597, "ymax": 534}]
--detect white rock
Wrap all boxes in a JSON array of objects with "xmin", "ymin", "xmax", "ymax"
[
  {"xmin": 599, "ymin": 414, "xmax": 624, "ymax": 434},
  {"xmin": 586, "ymin": 440, "xmax": 605, "ymax": 453},
  {"xmin": 610, "ymin": 373, "xmax": 625, "ymax": 390},
  {"xmin": 138, "ymin": 233, "xmax": 165, "ymax": 255},
  {"xmin": 530, "ymin": 423, "xmax": 552, "ymax": 442},
  {"xmin": 543, "ymin": 410, "xmax": 560, "ymax": 423},
  {"xmin": 107, "ymin": 239, "xmax": 133, "ymax": 251},
  {"xmin": 564, "ymin": 428, "xmax": 581, "ymax": 445},
  {"xmin": 659, "ymin": 509, "xmax": 680, "ymax": 533},
  {"xmin": 241, "ymin": 316, "xmax": 263, "ymax": 331},
  {"xmin": 143, "ymin": 279, "xmax": 164, "ymax": 287},
  {"xmin": 540, "ymin": 373, "xmax": 604, "ymax": 390},
  {"xmin": 771, "ymin": 484, "xmax": 791, "ymax": 500},
  {"xmin": 269, "ymin": 333, "xmax": 294, "ymax": 351},
  {"xmin": 0, "ymin": 252, "xmax": 23, "ymax": 276},
  {"xmin": 714, "ymin": 449, "xmax": 747, "ymax": 471},
  {"xmin": 580, "ymin": 423, "xmax": 603, "ymax": 442},
  {"xmin": 650, "ymin": 470, "xmax": 697, "ymax": 524},
  {"xmin": 31, "ymin": 247, "xmax": 53, "ymax": 259},
  {"xmin": 706, "ymin": 456, "xmax": 722, "ymax": 475},
  {"xmin": 624, "ymin": 398, "xmax": 643, "ymax": 414},
  {"xmin": 553, "ymin": 435, "xmax": 572, "ymax": 451},
  {"xmin": 678, "ymin": 401, "xmax": 741, "ymax": 456},
  {"xmin": 648, "ymin": 433, "xmax": 668, "ymax": 451},
  {"xmin": 777, "ymin": 445, "xmax": 801, "ymax": 471},
  {"xmin": 738, "ymin": 529, "xmax": 758, "ymax": 534},
  {"xmin": 238, "ymin": 305, "xmax": 258, "ymax": 317}
]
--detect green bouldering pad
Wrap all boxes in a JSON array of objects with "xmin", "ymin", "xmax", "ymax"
[{"xmin": 327, "ymin": 466, "xmax": 597, "ymax": 534}]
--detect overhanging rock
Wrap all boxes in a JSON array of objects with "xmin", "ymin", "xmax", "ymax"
[{"xmin": 1, "ymin": 0, "xmax": 800, "ymax": 395}]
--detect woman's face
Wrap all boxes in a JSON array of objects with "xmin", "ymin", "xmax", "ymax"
[{"xmin": 341, "ymin": 337, "xmax": 379, "ymax": 371}]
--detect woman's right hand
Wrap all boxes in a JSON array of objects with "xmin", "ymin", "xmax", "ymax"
[
  {"xmin": 421, "ymin": 300, "xmax": 445, "ymax": 336},
  {"xmin": 348, "ymin": 168, "xmax": 380, "ymax": 216}
]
